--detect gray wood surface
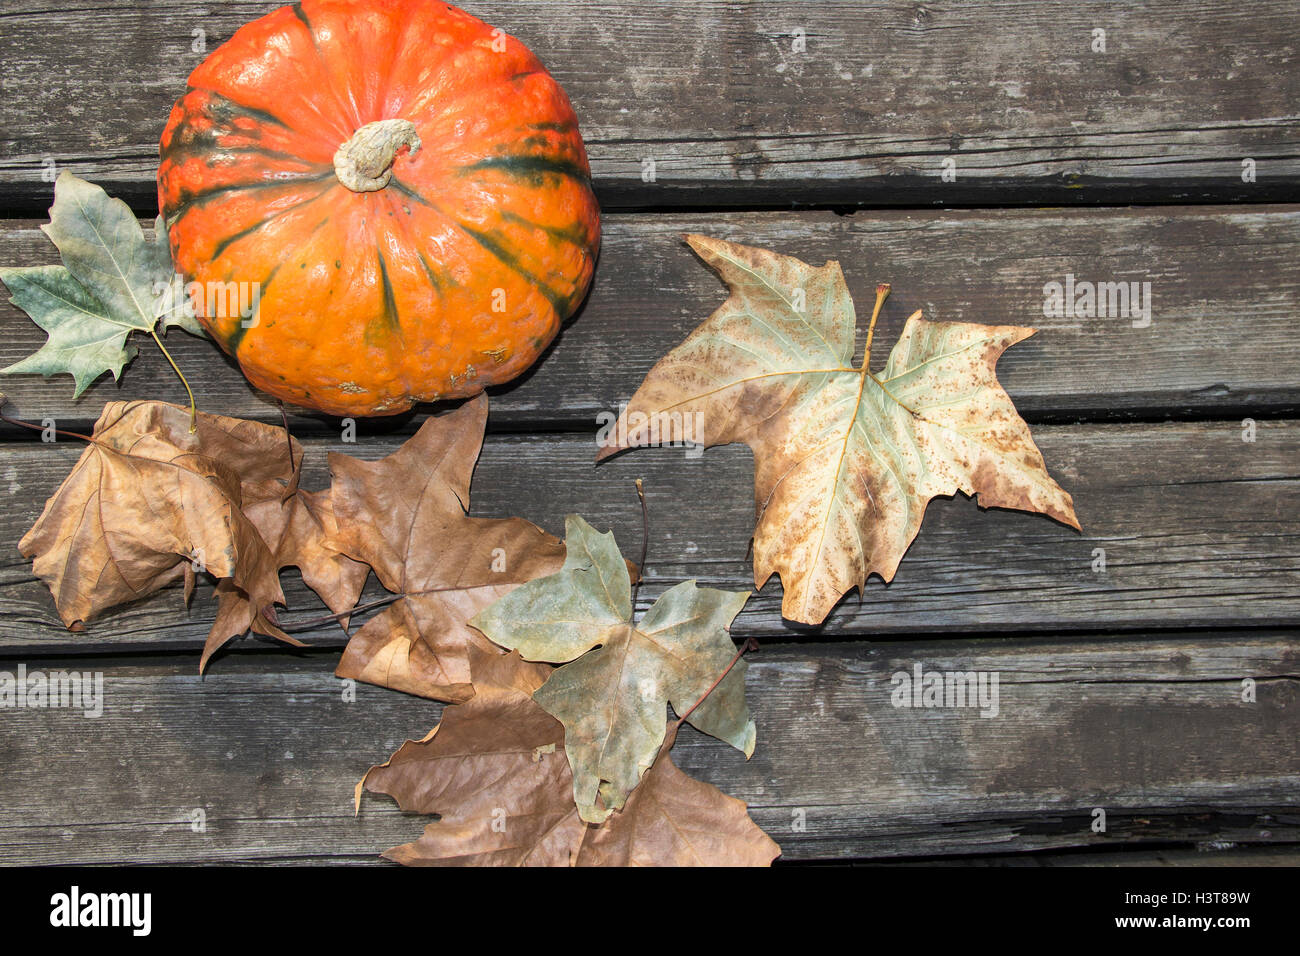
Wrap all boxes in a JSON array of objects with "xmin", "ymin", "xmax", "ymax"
[
  {"xmin": 887, "ymin": 846, "xmax": 1300, "ymax": 867},
  {"xmin": 0, "ymin": 0, "xmax": 1296, "ymax": 867},
  {"xmin": 0, "ymin": 1, "xmax": 1296, "ymax": 212},
  {"xmin": 2, "ymin": 206, "xmax": 1299, "ymax": 432},
  {"xmin": 1, "ymin": 420, "xmax": 1296, "ymax": 654},
  {"xmin": 0, "ymin": 635, "xmax": 1293, "ymax": 863}
]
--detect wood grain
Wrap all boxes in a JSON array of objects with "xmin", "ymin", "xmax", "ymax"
[
  {"xmin": 0, "ymin": 420, "xmax": 1295, "ymax": 654},
  {"xmin": 2, "ymin": 206, "xmax": 1298, "ymax": 432},
  {"xmin": 0, "ymin": 0, "xmax": 1295, "ymax": 868},
  {"xmin": 0, "ymin": 636, "xmax": 1293, "ymax": 863},
  {"xmin": 0, "ymin": 1, "xmax": 1296, "ymax": 211}
]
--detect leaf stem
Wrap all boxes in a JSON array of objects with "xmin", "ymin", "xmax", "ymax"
[
  {"xmin": 280, "ymin": 594, "xmax": 402, "ymax": 633},
  {"xmin": 0, "ymin": 401, "xmax": 94, "ymax": 443},
  {"xmin": 279, "ymin": 402, "xmax": 294, "ymax": 468},
  {"xmin": 863, "ymin": 283, "xmax": 891, "ymax": 370},
  {"xmin": 676, "ymin": 637, "xmax": 758, "ymax": 727},
  {"xmin": 150, "ymin": 329, "xmax": 198, "ymax": 433},
  {"xmin": 630, "ymin": 477, "xmax": 648, "ymax": 619},
  {"xmin": 276, "ymin": 401, "xmax": 300, "ymax": 502}
]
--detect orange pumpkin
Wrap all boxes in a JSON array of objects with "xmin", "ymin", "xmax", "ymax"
[{"xmin": 158, "ymin": 0, "xmax": 600, "ymax": 416}]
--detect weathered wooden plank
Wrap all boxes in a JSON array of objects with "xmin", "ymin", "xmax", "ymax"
[
  {"xmin": 0, "ymin": 635, "xmax": 1294, "ymax": 864},
  {"xmin": 114, "ymin": 843, "xmax": 1300, "ymax": 866},
  {"xmin": 882, "ymin": 845, "xmax": 1300, "ymax": 867},
  {"xmin": 0, "ymin": 1, "xmax": 1296, "ymax": 211},
  {"xmin": 0, "ymin": 420, "xmax": 1295, "ymax": 654},
  {"xmin": 2, "ymin": 206, "xmax": 1298, "ymax": 432}
]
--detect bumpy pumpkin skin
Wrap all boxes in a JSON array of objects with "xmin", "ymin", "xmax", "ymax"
[{"xmin": 158, "ymin": 0, "xmax": 600, "ymax": 416}]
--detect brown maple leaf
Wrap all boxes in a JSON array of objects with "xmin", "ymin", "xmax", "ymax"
[
  {"xmin": 17, "ymin": 399, "xmax": 369, "ymax": 670},
  {"xmin": 201, "ymin": 457, "xmax": 368, "ymax": 671},
  {"xmin": 360, "ymin": 648, "xmax": 779, "ymax": 866},
  {"xmin": 358, "ymin": 648, "xmax": 578, "ymax": 866},
  {"xmin": 20, "ymin": 400, "xmax": 288, "ymax": 635},
  {"xmin": 327, "ymin": 394, "xmax": 566, "ymax": 702},
  {"xmin": 597, "ymin": 236, "xmax": 1080, "ymax": 624},
  {"xmin": 575, "ymin": 724, "xmax": 780, "ymax": 867}
]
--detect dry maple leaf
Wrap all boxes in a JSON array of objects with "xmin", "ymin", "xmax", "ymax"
[
  {"xmin": 597, "ymin": 235, "xmax": 1081, "ymax": 625},
  {"xmin": 360, "ymin": 647, "xmax": 779, "ymax": 866},
  {"xmin": 470, "ymin": 514, "xmax": 754, "ymax": 823},
  {"xmin": 17, "ymin": 399, "xmax": 364, "ymax": 669},
  {"xmin": 359, "ymin": 647, "xmax": 579, "ymax": 866},
  {"xmin": 201, "ymin": 447, "xmax": 368, "ymax": 671},
  {"xmin": 574, "ymin": 723, "xmax": 779, "ymax": 866},
  {"xmin": 20, "ymin": 401, "xmax": 288, "ymax": 635},
  {"xmin": 326, "ymin": 393, "xmax": 566, "ymax": 702}
]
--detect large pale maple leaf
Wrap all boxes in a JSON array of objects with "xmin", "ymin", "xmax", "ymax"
[
  {"xmin": 326, "ymin": 393, "xmax": 566, "ymax": 702},
  {"xmin": 597, "ymin": 235, "xmax": 1080, "ymax": 625}
]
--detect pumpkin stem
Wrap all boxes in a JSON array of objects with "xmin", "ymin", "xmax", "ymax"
[{"xmin": 333, "ymin": 119, "xmax": 422, "ymax": 192}]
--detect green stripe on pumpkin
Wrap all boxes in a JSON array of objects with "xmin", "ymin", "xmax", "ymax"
[
  {"xmin": 388, "ymin": 180, "xmax": 433, "ymax": 207},
  {"xmin": 499, "ymin": 210, "xmax": 596, "ymax": 251},
  {"xmin": 367, "ymin": 249, "xmax": 404, "ymax": 346},
  {"xmin": 223, "ymin": 211, "xmax": 326, "ymax": 352},
  {"xmin": 182, "ymin": 88, "xmax": 299, "ymax": 136},
  {"xmin": 165, "ymin": 173, "xmax": 334, "ymax": 232},
  {"xmin": 416, "ymin": 252, "xmax": 454, "ymax": 298},
  {"xmin": 208, "ymin": 187, "xmax": 333, "ymax": 261},
  {"xmin": 524, "ymin": 121, "xmax": 577, "ymax": 134},
  {"xmin": 162, "ymin": 137, "xmax": 320, "ymax": 172},
  {"xmin": 384, "ymin": 180, "xmax": 583, "ymax": 316},
  {"xmin": 460, "ymin": 154, "xmax": 592, "ymax": 187},
  {"xmin": 210, "ymin": 219, "xmax": 269, "ymax": 262},
  {"xmin": 225, "ymin": 260, "xmax": 283, "ymax": 354},
  {"xmin": 290, "ymin": 1, "xmax": 313, "ymax": 34},
  {"xmin": 456, "ymin": 224, "xmax": 569, "ymax": 315}
]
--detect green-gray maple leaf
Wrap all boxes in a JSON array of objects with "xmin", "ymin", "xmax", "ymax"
[
  {"xmin": 1, "ymin": 171, "xmax": 204, "ymax": 397},
  {"xmin": 471, "ymin": 514, "xmax": 755, "ymax": 824}
]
